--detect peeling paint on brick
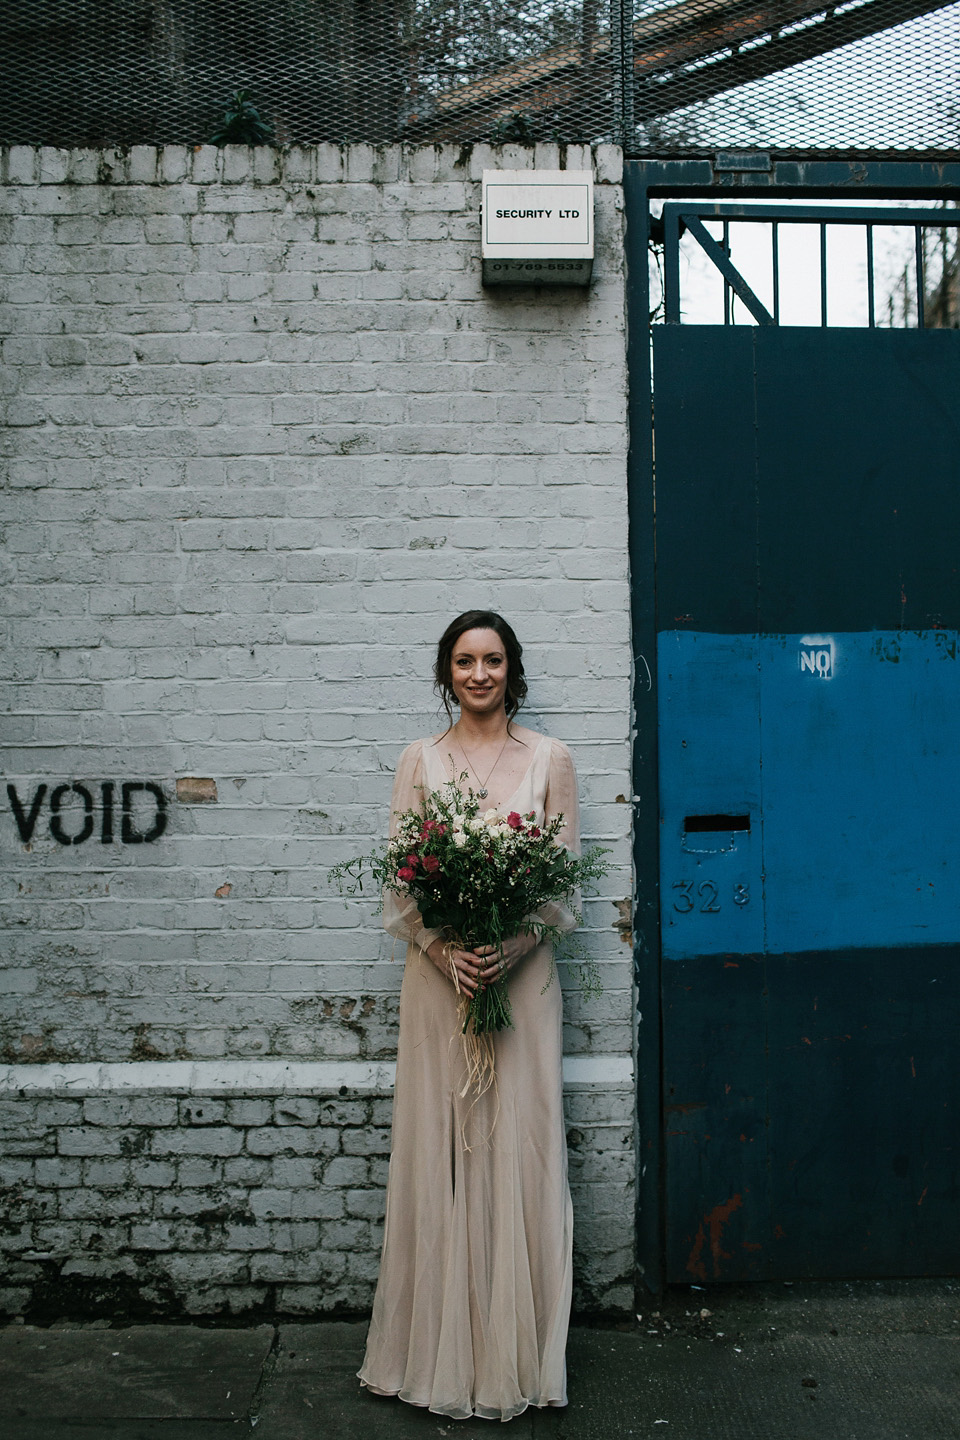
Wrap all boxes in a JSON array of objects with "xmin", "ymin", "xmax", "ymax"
[{"xmin": 176, "ymin": 778, "xmax": 219, "ymax": 804}]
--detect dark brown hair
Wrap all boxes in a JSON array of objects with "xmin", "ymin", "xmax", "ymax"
[{"xmin": 434, "ymin": 610, "xmax": 527, "ymax": 726}]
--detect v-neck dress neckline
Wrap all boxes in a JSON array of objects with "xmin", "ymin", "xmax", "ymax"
[{"xmin": 426, "ymin": 732, "xmax": 550, "ymax": 814}]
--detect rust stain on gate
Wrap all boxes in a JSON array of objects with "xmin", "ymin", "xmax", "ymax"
[{"xmin": 686, "ymin": 1192, "xmax": 746, "ymax": 1280}]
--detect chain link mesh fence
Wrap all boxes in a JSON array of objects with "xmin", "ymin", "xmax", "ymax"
[{"xmin": 3, "ymin": 0, "xmax": 959, "ymax": 156}]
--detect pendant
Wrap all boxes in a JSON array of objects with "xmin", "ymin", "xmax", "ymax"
[{"xmin": 478, "ymin": 789, "xmax": 488, "ymax": 799}]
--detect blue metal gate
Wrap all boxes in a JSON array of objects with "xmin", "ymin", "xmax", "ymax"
[{"xmin": 627, "ymin": 165, "xmax": 960, "ymax": 1286}]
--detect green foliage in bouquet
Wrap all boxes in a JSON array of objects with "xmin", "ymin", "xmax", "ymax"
[{"xmin": 332, "ymin": 776, "xmax": 611, "ymax": 1038}]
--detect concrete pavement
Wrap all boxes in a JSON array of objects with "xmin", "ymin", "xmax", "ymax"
[{"xmin": 2, "ymin": 1279, "xmax": 958, "ymax": 1438}]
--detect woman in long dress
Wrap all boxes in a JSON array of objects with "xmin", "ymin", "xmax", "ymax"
[{"xmin": 358, "ymin": 610, "xmax": 581, "ymax": 1422}]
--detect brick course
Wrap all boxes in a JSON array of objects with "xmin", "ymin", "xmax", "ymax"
[{"xmin": 0, "ymin": 1080, "xmax": 633, "ymax": 1316}]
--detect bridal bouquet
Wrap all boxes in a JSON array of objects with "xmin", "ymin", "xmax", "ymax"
[{"xmin": 332, "ymin": 776, "xmax": 610, "ymax": 1042}]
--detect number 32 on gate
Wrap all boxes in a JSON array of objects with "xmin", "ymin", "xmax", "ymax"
[{"xmin": 673, "ymin": 880, "xmax": 750, "ymax": 913}]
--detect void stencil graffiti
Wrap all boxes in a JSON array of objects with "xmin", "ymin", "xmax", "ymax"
[{"xmin": 5, "ymin": 782, "xmax": 168, "ymax": 845}]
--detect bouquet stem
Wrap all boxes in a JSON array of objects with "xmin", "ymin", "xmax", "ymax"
[
  {"xmin": 455, "ymin": 996, "xmax": 498, "ymax": 1105},
  {"xmin": 462, "ymin": 975, "xmax": 512, "ymax": 1036},
  {"xmin": 447, "ymin": 940, "xmax": 512, "ymax": 1101}
]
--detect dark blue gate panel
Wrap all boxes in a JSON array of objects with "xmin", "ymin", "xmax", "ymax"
[
  {"xmin": 653, "ymin": 320, "xmax": 960, "ymax": 1279},
  {"xmin": 660, "ymin": 628, "xmax": 960, "ymax": 957},
  {"xmin": 654, "ymin": 327, "xmax": 960, "ymax": 638},
  {"xmin": 754, "ymin": 327, "xmax": 960, "ymax": 636},
  {"xmin": 664, "ymin": 947, "xmax": 960, "ymax": 1282},
  {"xmin": 767, "ymin": 949, "xmax": 960, "ymax": 1277},
  {"xmin": 663, "ymin": 955, "xmax": 770, "ymax": 1283}
]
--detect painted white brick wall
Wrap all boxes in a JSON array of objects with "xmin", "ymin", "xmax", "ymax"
[{"xmin": 0, "ymin": 143, "xmax": 634, "ymax": 1316}]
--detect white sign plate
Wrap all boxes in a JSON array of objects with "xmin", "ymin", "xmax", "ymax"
[{"xmin": 481, "ymin": 169, "xmax": 593, "ymax": 286}]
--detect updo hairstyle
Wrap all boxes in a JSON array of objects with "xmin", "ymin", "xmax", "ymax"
[{"xmin": 434, "ymin": 610, "xmax": 527, "ymax": 726}]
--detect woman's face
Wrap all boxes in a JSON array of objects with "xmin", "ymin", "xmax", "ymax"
[{"xmin": 450, "ymin": 628, "xmax": 509, "ymax": 718}]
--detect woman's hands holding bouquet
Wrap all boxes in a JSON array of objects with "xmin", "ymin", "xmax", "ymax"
[
  {"xmin": 426, "ymin": 939, "xmax": 481, "ymax": 995},
  {"xmin": 474, "ymin": 932, "xmax": 539, "ymax": 987},
  {"xmin": 427, "ymin": 930, "xmax": 539, "ymax": 997}
]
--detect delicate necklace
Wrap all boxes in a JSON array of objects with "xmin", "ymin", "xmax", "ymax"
[{"xmin": 455, "ymin": 727, "xmax": 509, "ymax": 800}]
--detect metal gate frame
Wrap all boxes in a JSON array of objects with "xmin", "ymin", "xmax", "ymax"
[{"xmin": 625, "ymin": 155, "xmax": 960, "ymax": 1295}]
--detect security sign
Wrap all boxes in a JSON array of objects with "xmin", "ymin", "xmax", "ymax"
[{"xmin": 481, "ymin": 169, "xmax": 594, "ymax": 286}]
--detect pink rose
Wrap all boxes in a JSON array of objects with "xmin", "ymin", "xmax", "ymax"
[
  {"xmin": 507, "ymin": 811, "xmax": 522, "ymax": 829},
  {"xmin": 397, "ymin": 866, "xmax": 416, "ymax": 883},
  {"xmin": 422, "ymin": 854, "xmax": 440, "ymax": 873},
  {"xmin": 405, "ymin": 853, "xmax": 420, "ymax": 869}
]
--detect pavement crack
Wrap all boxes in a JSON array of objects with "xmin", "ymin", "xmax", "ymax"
[{"xmin": 245, "ymin": 1323, "xmax": 281, "ymax": 1428}]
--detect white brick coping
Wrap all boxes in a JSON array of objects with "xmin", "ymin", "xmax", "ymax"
[
  {"xmin": 1, "ymin": 1056, "xmax": 633, "ymax": 1097},
  {"xmin": 0, "ymin": 142, "xmax": 623, "ymax": 187}
]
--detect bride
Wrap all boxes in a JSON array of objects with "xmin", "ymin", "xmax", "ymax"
[{"xmin": 358, "ymin": 609, "xmax": 581, "ymax": 1421}]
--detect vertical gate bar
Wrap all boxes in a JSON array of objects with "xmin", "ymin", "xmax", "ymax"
[
  {"xmin": 772, "ymin": 221, "xmax": 780, "ymax": 325},
  {"xmin": 663, "ymin": 209, "xmax": 681, "ymax": 324},
  {"xmin": 624, "ymin": 161, "xmax": 665, "ymax": 1297},
  {"xmin": 723, "ymin": 219, "xmax": 731, "ymax": 325},
  {"xmin": 820, "ymin": 222, "xmax": 828, "ymax": 327},
  {"xmin": 915, "ymin": 226, "xmax": 926, "ymax": 330},
  {"xmin": 866, "ymin": 225, "xmax": 876, "ymax": 328}
]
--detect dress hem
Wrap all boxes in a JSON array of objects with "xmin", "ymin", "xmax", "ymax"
[{"xmin": 358, "ymin": 1375, "xmax": 568, "ymax": 1423}]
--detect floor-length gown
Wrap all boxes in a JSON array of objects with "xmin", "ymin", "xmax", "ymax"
[{"xmin": 358, "ymin": 731, "xmax": 580, "ymax": 1422}]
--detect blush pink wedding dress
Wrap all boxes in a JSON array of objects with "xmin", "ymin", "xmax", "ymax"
[{"xmin": 357, "ymin": 731, "xmax": 580, "ymax": 1421}]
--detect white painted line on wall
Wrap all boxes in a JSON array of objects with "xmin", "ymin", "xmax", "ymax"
[
  {"xmin": 562, "ymin": 1055, "xmax": 634, "ymax": 1087},
  {"xmin": 0, "ymin": 1055, "xmax": 633, "ymax": 1096}
]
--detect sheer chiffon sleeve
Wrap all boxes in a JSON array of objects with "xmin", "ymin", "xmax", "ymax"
[
  {"xmin": 531, "ymin": 738, "xmax": 581, "ymax": 937},
  {"xmin": 382, "ymin": 740, "xmax": 446, "ymax": 955}
]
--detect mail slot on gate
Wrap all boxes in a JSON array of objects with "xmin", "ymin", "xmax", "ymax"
[
  {"xmin": 684, "ymin": 814, "xmax": 751, "ymax": 833},
  {"xmin": 481, "ymin": 169, "xmax": 594, "ymax": 286},
  {"xmin": 681, "ymin": 813, "xmax": 751, "ymax": 855}
]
